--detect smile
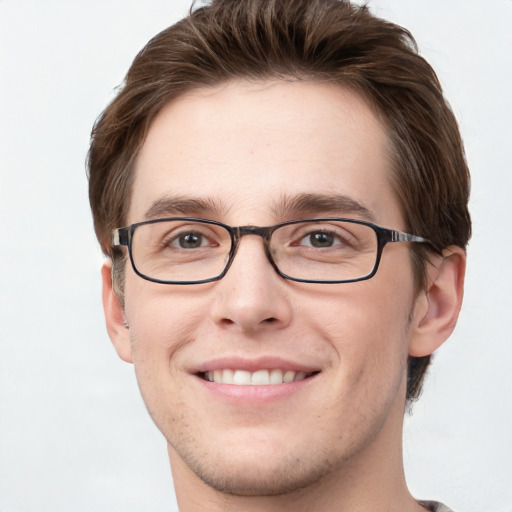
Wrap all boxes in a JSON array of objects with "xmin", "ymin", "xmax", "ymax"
[{"xmin": 200, "ymin": 369, "xmax": 317, "ymax": 385}]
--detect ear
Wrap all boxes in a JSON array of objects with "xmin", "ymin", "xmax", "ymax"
[
  {"xmin": 409, "ymin": 246, "xmax": 466, "ymax": 357},
  {"xmin": 101, "ymin": 259, "xmax": 133, "ymax": 363}
]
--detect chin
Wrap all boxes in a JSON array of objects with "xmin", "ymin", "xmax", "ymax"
[
  {"xmin": 173, "ymin": 439, "xmax": 341, "ymax": 497},
  {"xmin": 195, "ymin": 463, "xmax": 332, "ymax": 497}
]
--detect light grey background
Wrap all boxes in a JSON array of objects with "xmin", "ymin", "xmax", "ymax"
[{"xmin": 0, "ymin": 1, "xmax": 511, "ymax": 511}]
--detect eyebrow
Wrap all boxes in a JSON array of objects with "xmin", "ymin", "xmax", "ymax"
[
  {"xmin": 272, "ymin": 193, "xmax": 376, "ymax": 222},
  {"xmin": 142, "ymin": 192, "xmax": 376, "ymax": 223},
  {"xmin": 143, "ymin": 195, "xmax": 228, "ymax": 220}
]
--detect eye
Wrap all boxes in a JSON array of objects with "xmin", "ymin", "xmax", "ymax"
[
  {"xmin": 171, "ymin": 231, "xmax": 209, "ymax": 249},
  {"xmin": 298, "ymin": 230, "xmax": 344, "ymax": 248},
  {"xmin": 304, "ymin": 232, "xmax": 337, "ymax": 248}
]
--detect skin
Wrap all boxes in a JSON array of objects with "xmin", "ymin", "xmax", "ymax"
[{"xmin": 102, "ymin": 80, "xmax": 465, "ymax": 512}]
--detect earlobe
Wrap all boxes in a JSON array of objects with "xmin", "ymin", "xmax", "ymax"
[
  {"xmin": 101, "ymin": 260, "xmax": 133, "ymax": 363},
  {"xmin": 409, "ymin": 246, "xmax": 466, "ymax": 357}
]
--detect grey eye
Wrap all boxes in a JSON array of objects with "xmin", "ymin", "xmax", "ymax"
[
  {"xmin": 301, "ymin": 231, "xmax": 340, "ymax": 248},
  {"xmin": 176, "ymin": 232, "xmax": 205, "ymax": 249},
  {"xmin": 309, "ymin": 232, "xmax": 334, "ymax": 247}
]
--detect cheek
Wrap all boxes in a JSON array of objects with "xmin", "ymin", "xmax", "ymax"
[
  {"xmin": 123, "ymin": 280, "xmax": 207, "ymax": 369},
  {"xmin": 307, "ymin": 276, "xmax": 414, "ymax": 390},
  {"xmin": 123, "ymin": 286, "xmax": 209, "ymax": 429}
]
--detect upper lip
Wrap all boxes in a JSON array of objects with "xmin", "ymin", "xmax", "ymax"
[{"xmin": 191, "ymin": 356, "xmax": 321, "ymax": 374}]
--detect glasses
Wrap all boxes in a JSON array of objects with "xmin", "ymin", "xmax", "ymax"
[{"xmin": 112, "ymin": 217, "xmax": 429, "ymax": 285}]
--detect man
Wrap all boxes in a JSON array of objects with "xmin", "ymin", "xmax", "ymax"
[{"xmin": 87, "ymin": 0, "xmax": 470, "ymax": 510}]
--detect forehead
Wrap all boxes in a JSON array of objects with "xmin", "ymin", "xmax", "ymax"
[{"xmin": 130, "ymin": 80, "xmax": 402, "ymax": 227}]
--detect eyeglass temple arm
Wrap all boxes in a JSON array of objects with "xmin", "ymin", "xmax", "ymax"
[{"xmin": 391, "ymin": 230, "xmax": 429, "ymax": 244}]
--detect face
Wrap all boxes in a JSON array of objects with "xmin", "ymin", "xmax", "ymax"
[{"xmin": 112, "ymin": 80, "xmax": 422, "ymax": 495}]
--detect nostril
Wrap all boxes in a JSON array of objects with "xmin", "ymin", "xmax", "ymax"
[{"xmin": 264, "ymin": 317, "xmax": 276, "ymax": 323}]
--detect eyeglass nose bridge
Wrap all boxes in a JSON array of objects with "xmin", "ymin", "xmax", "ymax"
[
  {"xmin": 235, "ymin": 225, "xmax": 274, "ymax": 239},
  {"xmin": 224, "ymin": 225, "xmax": 280, "ymax": 277}
]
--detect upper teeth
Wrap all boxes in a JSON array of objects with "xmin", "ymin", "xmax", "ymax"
[{"xmin": 203, "ymin": 369, "xmax": 309, "ymax": 385}]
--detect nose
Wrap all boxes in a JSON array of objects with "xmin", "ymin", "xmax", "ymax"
[{"xmin": 210, "ymin": 235, "xmax": 293, "ymax": 334}]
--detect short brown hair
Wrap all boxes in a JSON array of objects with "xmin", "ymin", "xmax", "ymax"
[{"xmin": 87, "ymin": 0, "xmax": 471, "ymax": 401}]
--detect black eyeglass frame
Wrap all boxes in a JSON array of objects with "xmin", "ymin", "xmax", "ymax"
[{"xmin": 112, "ymin": 217, "xmax": 430, "ymax": 285}]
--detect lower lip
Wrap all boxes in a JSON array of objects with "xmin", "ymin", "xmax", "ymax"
[{"xmin": 193, "ymin": 374, "xmax": 318, "ymax": 404}]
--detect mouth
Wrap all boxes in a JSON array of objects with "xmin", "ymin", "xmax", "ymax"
[{"xmin": 198, "ymin": 369, "xmax": 319, "ymax": 385}]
